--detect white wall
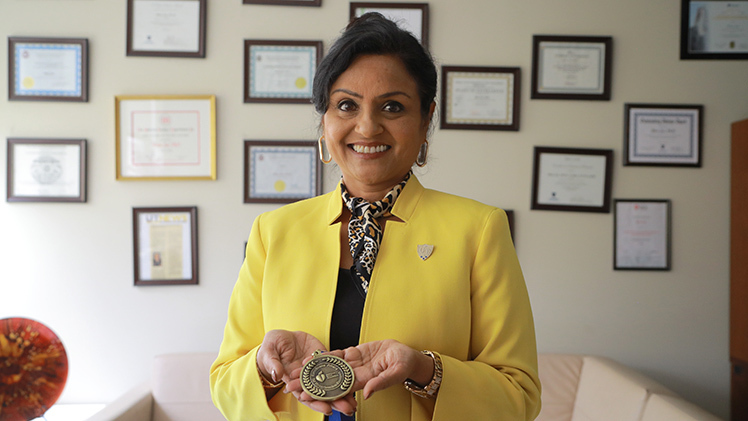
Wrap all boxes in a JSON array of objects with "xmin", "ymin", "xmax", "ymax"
[{"xmin": 1, "ymin": 0, "xmax": 745, "ymax": 418}]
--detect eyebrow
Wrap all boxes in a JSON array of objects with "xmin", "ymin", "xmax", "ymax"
[{"xmin": 331, "ymin": 89, "xmax": 412, "ymax": 99}]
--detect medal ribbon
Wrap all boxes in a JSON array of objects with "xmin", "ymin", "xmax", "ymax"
[{"xmin": 341, "ymin": 172, "xmax": 410, "ymax": 297}]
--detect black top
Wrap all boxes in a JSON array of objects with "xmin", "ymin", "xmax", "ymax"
[{"xmin": 329, "ymin": 268, "xmax": 366, "ymax": 351}]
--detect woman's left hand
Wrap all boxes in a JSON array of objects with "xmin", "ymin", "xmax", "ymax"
[{"xmin": 336, "ymin": 339, "xmax": 435, "ymax": 400}]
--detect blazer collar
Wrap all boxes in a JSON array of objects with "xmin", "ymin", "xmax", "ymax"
[{"xmin": 325, "ymin": 175, "xmax": 425, "ymax": 225}]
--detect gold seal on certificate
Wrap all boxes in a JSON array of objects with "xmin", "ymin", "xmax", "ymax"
[{"xmin": 300, "ymin": 351, "xmax": 354, "ymax": 401}]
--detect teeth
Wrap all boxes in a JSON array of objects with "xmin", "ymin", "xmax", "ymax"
[{"xmin": 353, "ymin": 145, "xmax": 388, "ymax": 154}]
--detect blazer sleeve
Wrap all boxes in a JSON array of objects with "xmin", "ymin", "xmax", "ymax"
[
  {"xmin": 429, "ymin": 209, "xmax": 542, "ymax": 420},
  {"xmin": 209, "ymin": 214, "xmax": 289, "ymax": 421}
]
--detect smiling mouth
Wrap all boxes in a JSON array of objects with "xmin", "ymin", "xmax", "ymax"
[{"xmin": 351, "ymin": 144, "xmax": 389, "ymax": 154}]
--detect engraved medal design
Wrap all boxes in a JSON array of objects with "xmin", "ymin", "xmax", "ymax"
[{"xmin": 300, "ymin": 350, "xmax": 354, "ymax": 401}]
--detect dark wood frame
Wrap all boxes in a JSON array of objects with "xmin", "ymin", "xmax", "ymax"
[
  {"xmin": 624, "ymin": 103, "xmax": 703, "ymax": 167},
  {"xmin": 531, "ymin": 35, "xmax": 613, "ymax": 101},
  {"xmin": 243, "ymin": 0, "xmax": 321, "ymax": 6},
  {"xmin": 244, "ymin": 140, "xmax": 322, "ymax": 203},
  {"xmin": 613, "ymin": 199, "xmax": 672, "ymax": 271},
  {"xmin": 243, "ymin": 40, "xmax": 323, "ymax": 104},
  {"xmin": 440, "ymin": 66, "xmax": 521, "ymax": 131},
  {"xmin": 680, "ymin": 0, "xmax": 748, "ymax": 60},
  {"xmin": 531, "ymin": 146, "xmax": 614, "ymax": 213},
  {"xmin": 349, "ymin": 2, "xmax": 430, "ymax": 47},
  {"xmin": 133, "ymin": 206, "xmax": 198, "ymax": 286},
  {"xmin": 6, "ymin": 138, "xmax": 87, "ymax": 203},
  {"xmin": 126, "ymin": 0, "xmax": 207, "ymax": 58},
  {"xmin": 8, "ymin": 37, "xmax": 88, "ymax": 102}
]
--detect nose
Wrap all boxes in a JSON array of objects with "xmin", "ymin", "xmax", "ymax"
[{"xmin": 355, "ymin": 108, "xmax": 383, "ymax": 138}]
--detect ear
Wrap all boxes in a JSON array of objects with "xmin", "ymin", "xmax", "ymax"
[{"xmin": 422, "ymin": 101, "xmax": 436, "ymax": 131}]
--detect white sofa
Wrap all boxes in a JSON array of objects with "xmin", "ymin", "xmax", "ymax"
[{"xmin": 86, "ymin": 352, "xmax": 722, "ymax": 421}]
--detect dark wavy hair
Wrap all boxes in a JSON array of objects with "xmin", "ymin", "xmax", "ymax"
[{"xmin": 312, "ymin": 13, "xmax": 437, "ymax": 119}]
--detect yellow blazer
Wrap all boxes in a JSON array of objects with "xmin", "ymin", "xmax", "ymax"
[{"xmin": 210, "ymin": 176, "xmax": 541, "ymax": 421}]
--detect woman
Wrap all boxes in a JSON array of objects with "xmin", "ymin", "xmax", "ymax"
[{"xmin": 210, "ymin": 13, "xmax": 541, "ymax": 421}]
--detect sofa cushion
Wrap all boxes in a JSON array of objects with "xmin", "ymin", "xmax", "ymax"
[
  {"xmin": 571, "ymin": 356, "xmax": 674, "ymax": 421},
  {"xmin": 151, "ymin": 353, "xmax": 225, "ymax": 421},
  {"xmin": 535, "ymin": 354, "xmax": 584, "ymax": 421},
  {"xmin": 640, "ymin": 394, "xmax": 723, "ymax": 421}
]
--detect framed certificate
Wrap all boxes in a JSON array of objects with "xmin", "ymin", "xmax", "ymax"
[
  {"xmin": 531, "ymin": 35, "xmax": 613, "ymax": 101},
  {"xmin": 8, "ymin": 37, "xmax": 88, "ymax": 102},
  {"xmin": 531, "ymin": 146, "xmax": 614, "ymax": 213},
  {"xmin": 244, "ymin": 140, "xmax": 322, "ymax": 203},
  {"xmin": 350, "ymin": 2, "xmax": 429, "ymax": 47},
  {"xmin": 243, "ymin": 0, "xmax": 321, "ymax": 6},
  {"xmin": 614, "ymin": 199, "xmax": 671, "ymax": 271},
  {"xmin": 624, "ymin": 103, "xmax": 703, "ymax": 167},
  {"xmin": 126, "ymin": 0, "xmax": 207, "ymax": 58},
  {"xmin": 244, "ymin": 40, "xmax": 322, "ymax": 104},
  {"xmin": 6, "ymin": 138, "xmax": 86, "ymax": 203},
  {"xmin": 440, "ymin": 66, "xmax": 521, "ymax": 131},
  {"xmin": 115, "ymin": 95, "xmax": 216, "ymax": 180},
  {"xmin": 133, "ymin": 206, "xmax": 198, "ymax": 285},
  {"xmin": 681, "ymin": 0, "xmax": 748, "ymax": 59}
]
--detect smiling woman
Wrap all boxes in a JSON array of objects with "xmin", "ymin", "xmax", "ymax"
[{"xmin": 210, "ymin": 12, "xmax": 541, "ymax": 421}]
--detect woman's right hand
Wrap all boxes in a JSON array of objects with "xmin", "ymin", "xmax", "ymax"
[{"xmin": 256, "ymin": 330, "xmax": 327, "ymax": 386}]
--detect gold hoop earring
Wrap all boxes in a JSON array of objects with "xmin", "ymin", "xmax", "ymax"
[
  {"xmin": 416, "ymin": 140, "xmax": 429, "ymax": 167},
  {"xmin": 318, "ymin": 136, "xmax": 332, "ymax": 164}
]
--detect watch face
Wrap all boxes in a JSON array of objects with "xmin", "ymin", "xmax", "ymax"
[{"xmin": 300, "ymin": 352, "xmax": 354, "ymax": 401}]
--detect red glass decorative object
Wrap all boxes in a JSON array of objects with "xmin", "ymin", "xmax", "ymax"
[{"xmin": 0, "ymin": 317, "xmax": 68, "ymax": 421}]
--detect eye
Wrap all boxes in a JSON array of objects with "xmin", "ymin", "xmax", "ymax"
[
  {"xmin": 336, "ymin": 99, "xmax": 357, "ymax": 112},
  {"xmin": 382, "ymin": 101, "xmax": 404, "ymax": 113}
]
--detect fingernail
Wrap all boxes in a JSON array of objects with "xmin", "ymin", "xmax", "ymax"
[
  {"xmin": 283, "ymin": 388, "xmax": 290, "ymax": 394},
  {"xmin": 271, "ymin": 369, "xmax": 278, "ymax": 383}
]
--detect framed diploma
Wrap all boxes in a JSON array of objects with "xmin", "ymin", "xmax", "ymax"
[
  {"xmin": 133, "ymin": 206, "xmax": 198, "ymax": 285},
  {"xmin": 531, "ymin": 146, "xmax": 614, "ymax": 213},
  {"xmin": 243, "ymin": 0, "xmax": 321, "ymax": 6},
  {"xmin": 115, "ymin": 95, "xmax": 216, "ymax": 180},
  {"xmin": 614, "ymin": 199, "xmax": 671, "ymax": 270},
  {"xmin": 440, "ymin": 66, "xmax": 521, "ymax": 131},
  {"xmin": 6, "ymin": 138, "xmax": 86, "ymax": 203},
  {"xmin": 350, "ymin": 2, "xmax": 429, "ymax": 47},
  {"xmin": 243, "ymin": 40, "xmax": 322, "ymax": 104},
  {"xmin": 624, "ymin": 103, "xmax": 703, "ymax": 167},
  {"xmin": 531, "ymin": 35, "xmax": 613, "ymax": 101},
  {"xmin": 8, "ymin": 37, "xmax": 88, "ymax": 102},
  {"xmin": 244, "ymin": 140, "xmax": 322, "ymax": 203},
  {"xmin": 681, "ymin": 0, "xmax": 748, "ymax": 59},
  {"xmin": 126, "ymin": 0, "xmax": 207, "ymax": 58}
]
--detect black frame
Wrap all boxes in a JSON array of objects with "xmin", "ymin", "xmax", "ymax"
[
  {"xmin": 440, "ymin": 66, "xmax": 521, "ymax": 131},
  {"xmin": 6, "ymin": 138, "xmax": 87, "ymax": 203},
  {"xmin": 531, "ymin": 146, "xmax": 614, "ymax": 213},
  {"xmin": 531, "ymin": 35, "xmax": 613, "ymax": 101},
  {"xmin": 350, "ymin": 2, "xmax": 430, "ymax": 47},
  {"xmin": 624, "ymin": 103, "xmax": 704, "ymax": 167},
  {"xmin": 243, "ymin": 40, "xmax": 323, "ymax": 104},
  {"xmin": 680, "ymin": 0, "xmax": 748, "ymax": 60},
  {"xmin": 8, "ymin": 37, "xmax": 88, "ymax": 102},
  {"xmin": 614, "ymin": 199, "xmax": 672, "ymax": 271},
  {"xmin": 243, "ymin": 140, "xmax": 322, "ymax": 204},
  {"xmin": 126, "ymin": 0, "xmax": 207, "ymax": 58},
  {"xmin": 133, "ymin": 206, "xmax": 199, "ymax": 286}
]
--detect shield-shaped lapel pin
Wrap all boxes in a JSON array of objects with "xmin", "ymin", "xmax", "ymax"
[{"xmin": 417, "ymin": 244, "xmax": 434, "ymax": 261}]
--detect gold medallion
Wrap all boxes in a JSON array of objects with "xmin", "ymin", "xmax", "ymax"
[{"xmin": 300, "ymin": 350, "xmax": 354, "ymax": 401}]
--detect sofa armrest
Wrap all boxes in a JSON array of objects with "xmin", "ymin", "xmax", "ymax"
[{"xmin": 85, "ymin": 382, "xmax": 154, "ymax": 421}]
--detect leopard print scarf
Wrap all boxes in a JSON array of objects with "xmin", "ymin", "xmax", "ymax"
[{"xmin": 340, "ymin": 172, "xmax": 411, "ymax": 297}]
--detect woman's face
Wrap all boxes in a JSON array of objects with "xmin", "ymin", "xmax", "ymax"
[{"xmin": 322, "ymin": 54, "xmax": 434, "ymax": 198}]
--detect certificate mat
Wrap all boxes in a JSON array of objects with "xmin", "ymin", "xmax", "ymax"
[
  {"xmin": 249, "ymin": 45, "xmax": 316, "ymax": 98},
  {"xmin": 536, "ymin": 153, "xmax": 608, "ymax": 207},
  {"xmin": 11, "ymin": 144, "xmax": 81, "ymax": 198},
  {"xmin": 538, "ymin": 42, "xmax": 605, "ymax": 94},
  {"xmin": 686, "ymin": 1, "xmax": 748, "ymax": 54},
  {"xmin": 628, "ymin": 108, "xmax": 699, "ymax": 164},
  {"xmin": 116, "ymin": 96, "xmax": 216, "ymax": 179},
  {"xmin": 136, "ymin": 210, "xmax": 194, "ymax": 281},
  {"xmin": 10, "ymin": 38, "xmax": 87, "ymax": 100},
  {"xmin": 446, "ymin": 72, "xmax": 513, "ymax": 124},
  {"xmin": 249, "ymin": 147, "xmax": 316, "ymax": 198},
  {"xmin": 615, "ymin": 200, "xmax": 670, "ymax": 270},
  {"xmin": 131, "ymin": 0, "xmax": 202, "ymax": 53}
]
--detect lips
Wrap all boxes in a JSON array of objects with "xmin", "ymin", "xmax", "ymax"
[{"xmin": 351, "ymin": 144, "xmax": 390, "ymax": 154}]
